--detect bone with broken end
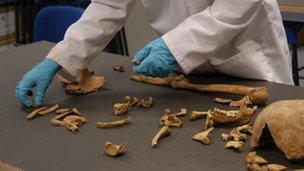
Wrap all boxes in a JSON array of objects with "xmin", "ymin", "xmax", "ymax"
[
  {"xmin": 113, "ymin": 101, "xmax": 131, "ymax": 115},
  {"xmin": 225, "ymin": 140, "xmax": 244, "ymax": 152},
  {"xmin": 189, "ymin": 111, "xmax": 208, "ymax": 121},
  {"xmin": 151, "ymin": 126, "xmax": 171, "ymax": 148},
  {"xmin": 160, "ymin": 109, "xmax": 183, "ymax": 128},
  {"xmin": 27, "ymin": 107, "xmax": 48, "ymax": 120},
  {"xmin": 104, "ymin": 141, "xmax": 126, "ymax": 157},
  {"xmin": 193, "ymin": 127, "xmax": 215, "ymax": 145},
  {"xmin": 96, "ymin": 117, "xmax": 131, "ymax": 128}
]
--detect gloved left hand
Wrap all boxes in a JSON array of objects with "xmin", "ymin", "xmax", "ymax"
[{"xmin": 132, "ymin": 38, "xmax": 177, "ymax": 77}]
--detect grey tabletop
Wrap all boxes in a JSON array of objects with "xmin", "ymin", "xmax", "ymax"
[{"xmin": 0, "ymin": 41, "xmax": 304, "ymax": 171}]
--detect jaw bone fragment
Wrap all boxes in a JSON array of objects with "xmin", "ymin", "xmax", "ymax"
[
  {"xmin": 137, "ymin": 97, "xmax": 154, "ymax": 108},
  {"xmin": 113, "ymin": 101, "xmax": 131, "ymax": 115},
  {"xmin": 189, "ymin": 111, "xmax": 208, "ymax": 121},
  {"xmin": 96, "ymin": 117, "xmax": 131, "ymax": 128},
  {"xmin": 160, "ymin": 109, "xmax": 183, "ymax": 128},
  {"xmin": 104, "ymin": 141, "xmax": 126, "ymax": 157},
  {"xmin": 251, "ymin": 100, "xmax": 304, "ymax": 160},
  {"xmin": 130, "ymin": 74, "xmax": 268, "ymax": 105},
  {"xmin": 225, "ymin": 140, "xmax": 244, "ymax": 152},
  {"xmin": 58, "ymin": 68, "xmax": 106, "ymax": 95},
  {"xmin": 193, "ymin": 127, "xmax": 215, "ymax": 145},
  {"xmin": 151, "ymin": 126, "xmax": 171, "ymax": 148}
]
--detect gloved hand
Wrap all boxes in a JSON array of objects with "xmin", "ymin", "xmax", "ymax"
[
  {"xmin": 132, "ymin": 38, "xmax": 177, "ymax": 77},
  {"xmin": 15, "ymin": 59, "xmax": 61, "ymax": 107}
]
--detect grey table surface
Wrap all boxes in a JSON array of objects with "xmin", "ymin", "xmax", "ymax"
[{"xmin": 0, "ymin": 41, "xmax": 304, "ymax": 171}]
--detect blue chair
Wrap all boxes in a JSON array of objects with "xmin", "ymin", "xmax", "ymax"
[{"xmin": 33, "ymin": 6, "xmax": 85, "ymax": 43}]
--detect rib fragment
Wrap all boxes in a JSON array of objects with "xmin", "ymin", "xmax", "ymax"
[
  {"xmin": 38, "ymin": 104, "xmax": 59, "ymax": 115},
  {"xmin": 160, "ymin": 109, "xmax": 183, "ymax": 128},
  {"xmin": 130, "ymin": 74, "xmax": 268, "ymax": 105},
  {"xmin": 192, "ymin": 127, "xmax": 214, "ymax": 145},
  {"xmin": 96, "ymin": 117, "xmax": 131, "ymax": 128},
  {"xmin": 151, "ymin": 126, "xmax": 171, "ymax": 148},
  {"xmin": 56, "ymin": 108, "xmax": 71, "ymax": 114},
  {"xmin": 104, "ymin": 141, "xmax": 126, "ymax": 157},
  {"xmin": 58, "ymin": 68, "xmax": 106, "ymax": 95}
]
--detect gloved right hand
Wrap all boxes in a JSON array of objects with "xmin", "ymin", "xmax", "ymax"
[{"xmin": 15, "ymin": 59, "xmax": 61, "ymax": 107}]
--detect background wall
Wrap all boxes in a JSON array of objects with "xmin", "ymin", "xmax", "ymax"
[{"xmin": 124, "ymin": 1, "xmax": 158, "ymax": 57}]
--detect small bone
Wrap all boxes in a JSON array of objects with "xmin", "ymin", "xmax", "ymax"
[
  {"xmin": 189, "ymin": 111, "xmax": 208, "ymax": 121},
  {"xmin": 113, "ymin": 101, "xmax": 131, "ymax": 115},
  {"xmin": 62, "ymin": 115, "xmax": 87, "ymax": 133},
  {"xmin": 124, "ymin": 96, "xmax": 140, "ymax": 106},
  {"xmin": 205, "ymin": 111, "xmax": 214, "ymax": 130},
  {"xmin": 56, "ymin": 108, "xmax": 71, "ymax": 114},
  {"xmin": 160, "ymin": 109, "xmax": 183, "ymax": 128},
  {"xmin": 229, "ymin": 128, "xmax": 247, "ymax": 141},
  {"xmin": 236, "ymin": 124, "xmax": 253, "ymax": 135},
  {"xmin": 137, "ymin": 97, "xmax": 154, "ymax": 108},
  {"xmin": 246, "ymin": 152, "xmax": 269, "ymax": 165},
  {"xmin": 151, "ymin": 126, "xmax": 171, "ymax": 148},
  {"xmin": 173, "ymin": 108, "xmax": 188, "ymax": 117},
  {"xmin": 214, "ymin": 97, "xmax": 232, "ymax": 104},
  {"xmin": 266, "ymin": 164, "xmax": 287, "ymax": 171},
  {"xmin": 113, "ymin": 65, "xmax": 124, "ymax": 72},
  {"xmin": 225, "ymin": 140, "xmax": 244, "ymax": 152},
  {"xmin": 27, "ymin": 107, "xmax": 47, "ymax": 120},
  {"xmin": 192, "ymin": 127, "xmax": 215, "ymax": 145},
  {"xmin": 104, "ymin": 141, "xmax": 126, "ymax": 157},
  {"xmin": 50, "ymin": 108, "xmax": 87, "ymax": 133},
  {"xmin": 221, "ymin": 133, "xmax": 230, "ymax": 141},
  {"xmin": 38, "ymin": 104, "xmax": 60, "ymax": 115},
  {"xmin": 96, "ymin": 117, "xmax": 131, "ymax": 128}
]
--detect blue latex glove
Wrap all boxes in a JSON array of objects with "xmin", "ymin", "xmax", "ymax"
[
  {"xmin": 15, "ymin": 59, "xmax": 61, "ymax": 107},
  {"xmin": 132, "ymin": 38, "xmax": 177, "ymax": 77}
]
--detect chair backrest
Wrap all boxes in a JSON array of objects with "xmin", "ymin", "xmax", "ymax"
[{"xmin": 33, "ymin": 6, "xmax": 85, "ymax": 43}]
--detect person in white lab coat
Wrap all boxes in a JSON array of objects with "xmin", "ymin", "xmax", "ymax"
[{"xmin": 15, "ymin": 0, "xmax": 293, "ymax": 107}]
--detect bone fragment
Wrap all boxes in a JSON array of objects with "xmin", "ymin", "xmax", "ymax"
[
  {"xmin": 225, "ymin": 140, "xmax": 244, "ymax": 152},
  {"xmin": 27, "ymin": 107, "xmax": 47, "ymax": 120},
  {"xmin": 113, "ymin": 101, "xmax": 131, "ymax": 115},
  {"xmin": 104, "ymin": 141, "xmax": 126, "ymax": 157},
  {"xmin": 96, "ymin": 117, "xmax": 131, "ymax": 128},
  {"xmin": 205, "ymin": 111, "xmax": 214, "ymax": 130},
  {"xmin": 229, "ymin": 128, "xmax": 247, "ymax": 141},
  {"xmin": 151, "ymin": 126, "xmax": 171, "ymax": 148},
  {"xmin": 137, "ymin": 97, "xmax": 154, "ymax": 108},
  {"xmin": 124, "ymin": 96, "xmax": 140, "ymax": 106},
  {"xmin": 38, "ymin": 104, "xmax": 59, "ymax": 115},
  {"xmin": 193, "ymin": 127, "xmax": 215, "ymax": 145},
  {"xmin": 246, "ymin": 152, "xmax": 287, "ymax": 171},
  {"xmin": 246, "ymin": 152, "xmax": 268, "ymax": 165},
  {"xmin": 221, "ymin": 133, "xmax": 230, "ymax": 141},
  {"xmin": 173, "ymin": 108, "xmax": 188, "ymax": 117},
  {"xmin": 236, "ymin": 124, "xmax": 253, "ymax": 135},
  {"xmin": 56, "ymin": 108, "xmax": 71, "ymax": 114},
  {"xmin": 130, "ymin": 74, "xmax": 268, "ymax": 105},
  {"xmin": 214, "ymin": 97, "xmax": 232, "ymax": 104},
  {"xmin": 160, "ymin": 109, "xmax": 183, "ymax": 128},
  {"xmin": 113, "ymin": 65, "xmax": 124, "ymax": 72},
  {"xmin": 189, "ymin": 111, "xmax": 208, "ymax": 121}
]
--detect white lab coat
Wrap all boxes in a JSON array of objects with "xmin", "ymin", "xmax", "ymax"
[{"xmin": 46, "ymin": 0, "xmax": 294, "ymax": 85}]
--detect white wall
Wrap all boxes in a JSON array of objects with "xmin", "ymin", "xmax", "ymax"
[{"xmin": 124, "ymin": 1, "xmax": 158, "ymax": 57}]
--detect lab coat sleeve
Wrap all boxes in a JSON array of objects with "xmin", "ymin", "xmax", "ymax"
[
  {"xmin": 162, "ymin": 0, "xmax": 262, "ymax": 74},
  {"xmin": 46, "ymin": 0, "xmax": 135, "ymax": 76}
]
